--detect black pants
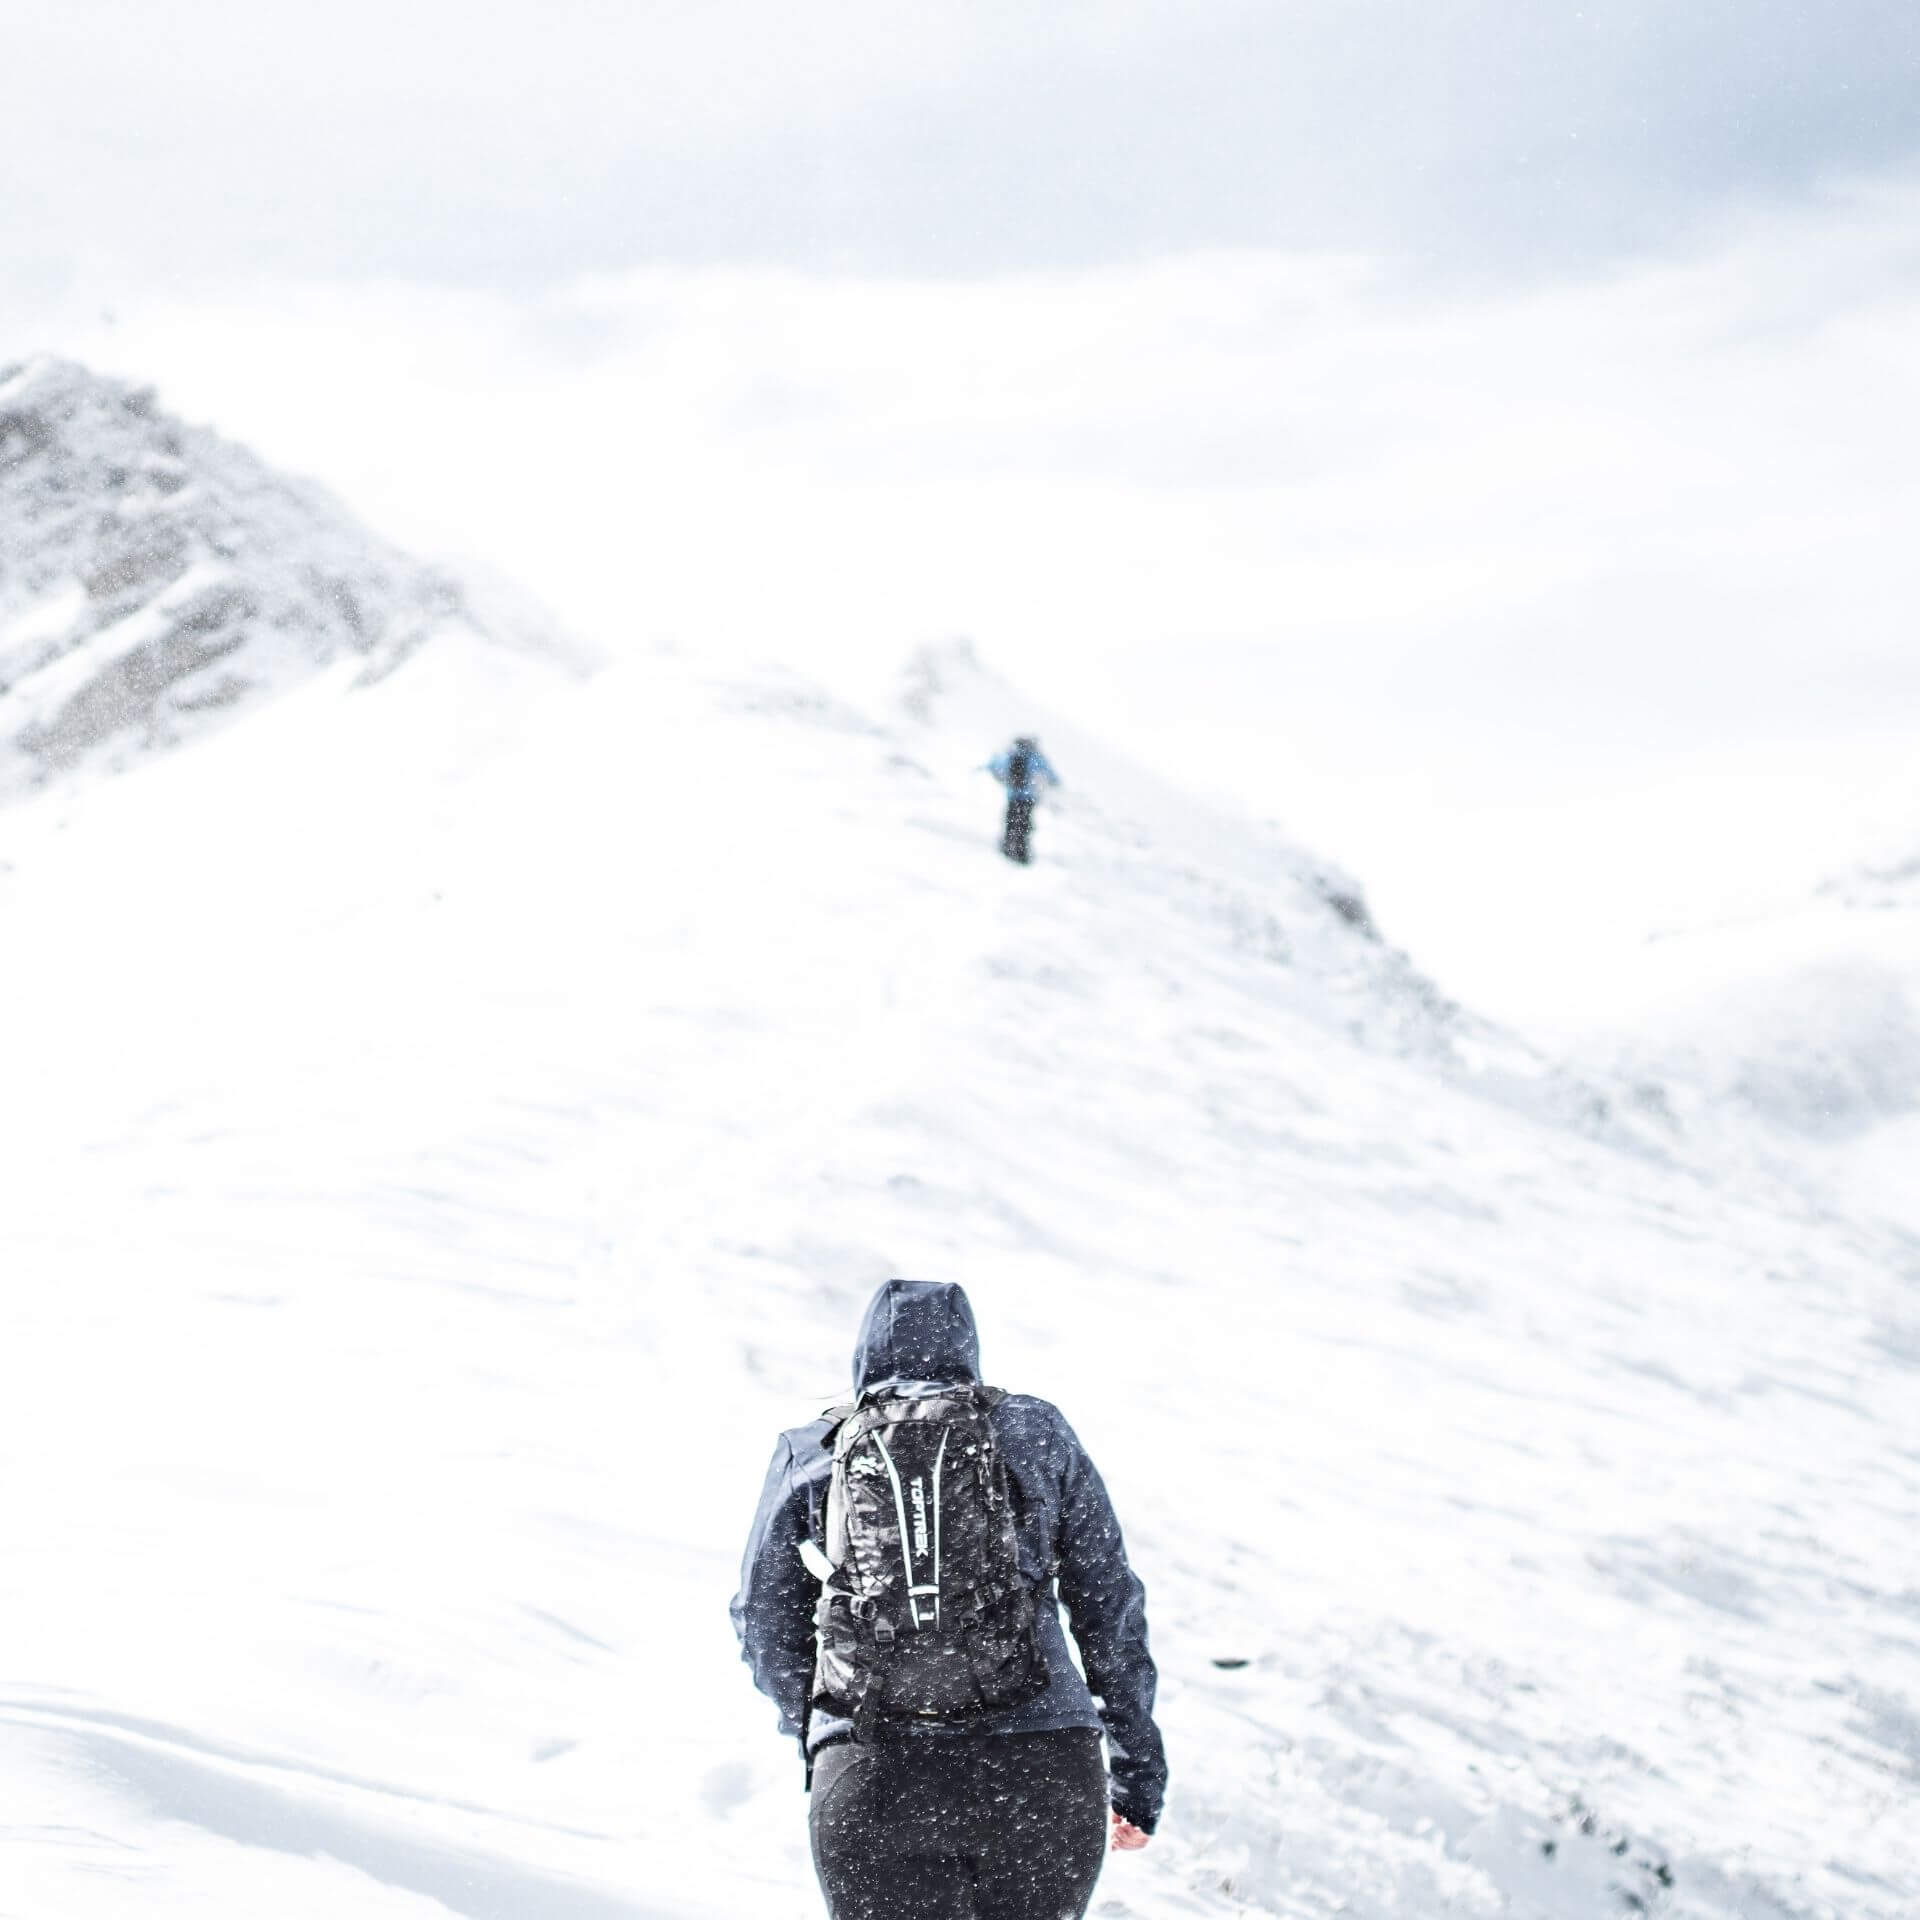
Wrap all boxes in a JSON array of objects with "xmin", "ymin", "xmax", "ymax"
[
  {"xmin": 1001, "ymin": 793, "xmax": 1035, "ymax": 864},
  {"xmin": 810, "ymin": 1730, "xmax": 1107, "ymax": 1920}
]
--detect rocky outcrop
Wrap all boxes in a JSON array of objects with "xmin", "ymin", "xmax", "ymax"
[{"xmin": 0, "ymin": 357, "xmax": 518, "ymax": 800}]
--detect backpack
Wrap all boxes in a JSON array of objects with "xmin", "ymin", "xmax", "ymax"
[
  {"xmin": 805, "ymin": 1383, "xmax": 1047, "ymax": 1735},
  {"xmin": 1005, "ymin": 743, "xmax": 1034, "ymax": 791}
]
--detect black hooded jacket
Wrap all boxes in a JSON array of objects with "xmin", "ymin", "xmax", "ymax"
[{"xmin": 730, "ymin": 1279, "xmax": 1168, "ymax": 1833}]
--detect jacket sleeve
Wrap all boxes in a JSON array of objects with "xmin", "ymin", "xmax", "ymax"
[
  {"xmin": 730, "ymin": 1433, "xmax": 818, "ymax": 1753},
  {"xmin": 1052, "ymin": 1413, "xmax": 1168, "ymax": 1833}
]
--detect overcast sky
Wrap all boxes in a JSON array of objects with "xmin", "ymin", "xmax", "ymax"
[
  {"xmin": 8, "ymin": 0, "xmax": 1920, "ymax": 295},
  {"xmin": 8, "ymin": 2, "xmax": 1920, "ymax": 1022}
]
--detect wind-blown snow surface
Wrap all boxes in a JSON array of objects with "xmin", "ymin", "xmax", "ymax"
[{"xmin": 1, "ymin": 639, "xmax": 1915, "ymax": 1919}]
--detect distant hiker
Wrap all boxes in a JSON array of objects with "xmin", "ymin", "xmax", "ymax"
[
  {"xmin": 733, "ymin": 1278, "xmax": 1166, "ymax": 1920},
  {"xmin": 986, "ymin": 736, "xmax": 1060, "ymax": 865}
]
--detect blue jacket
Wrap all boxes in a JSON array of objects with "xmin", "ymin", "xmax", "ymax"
[
  {"xmin": 730, "ymin": 1279, "xmax": 1168, "ymax": 1832},
  {"xmin": 988, "ymin": 745, "xmax": 1061, "ymax": 801}
]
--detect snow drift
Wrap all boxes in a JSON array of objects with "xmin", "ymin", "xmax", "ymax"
[{"xmin": 0, "ymin": 581, "xmax": 1914, "ymax": 1914}]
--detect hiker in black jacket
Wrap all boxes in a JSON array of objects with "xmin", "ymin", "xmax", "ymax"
[{"xmin": 732, "ymin": 1278, "xmax": 1166, "ymax": 1920}]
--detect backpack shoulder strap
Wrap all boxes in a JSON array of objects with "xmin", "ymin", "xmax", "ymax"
[{"xmin": 802, "ymin": 1399, "xmax": 863, "ymax": 1582}]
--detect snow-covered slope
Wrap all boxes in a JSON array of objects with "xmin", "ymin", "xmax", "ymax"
[
  {"xmin": 0, "ymin": 637, "xmax": 1914, "ymax": 1920},
  {"xmin": 0, "ymin": 357, "xmax": 571, "ymax": 802},
  {"xmin": 1558, "ymin": 838, "xmax": 1920, "ymax": 1242}
]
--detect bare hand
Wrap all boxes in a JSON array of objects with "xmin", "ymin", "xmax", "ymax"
[{"xmin": 1110, "ymin": 1814, "xmax": 1150, "ymax": 1851}]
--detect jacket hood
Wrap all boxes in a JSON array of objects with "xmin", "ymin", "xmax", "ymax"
[{"xmin": 852, "ymin": 1279, "xmax": 981, "ymax": 1392}]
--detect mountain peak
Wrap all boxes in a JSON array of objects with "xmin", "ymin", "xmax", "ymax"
[{"xmin": 0, "ymin": 357, "xmax": 554, "ymax": 803}]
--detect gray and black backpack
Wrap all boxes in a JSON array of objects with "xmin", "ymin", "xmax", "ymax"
[{"xmin": 803, "ymin": 1383, "xmax": 1047, "ymax": 1735}]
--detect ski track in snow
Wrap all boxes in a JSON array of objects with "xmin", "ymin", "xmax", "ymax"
[{"xmin": 0, "ymin": 638, "xmax": 1916, "ymax": 1919}]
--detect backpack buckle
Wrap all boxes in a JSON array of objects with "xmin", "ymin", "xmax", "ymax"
[{"xmin": 874, "ymin": 1616, "xmax": 897, "ymax": 1647}]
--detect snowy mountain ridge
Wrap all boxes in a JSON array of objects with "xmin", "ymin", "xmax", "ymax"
[
  {"xmin": 0, "ymin": 356, "xmax": 574, "ymax": 803},
  {"xmin": 1555, "ymin": 824, "xmax": 1920, "ymax": 1248},
  {"xmin": 0, "ymin": 498, "xmax": 1914, "ymax": 1914},
  {"xmin": 897, "ymin": 637, "xmax": 1644, "ymax": 1151}
]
